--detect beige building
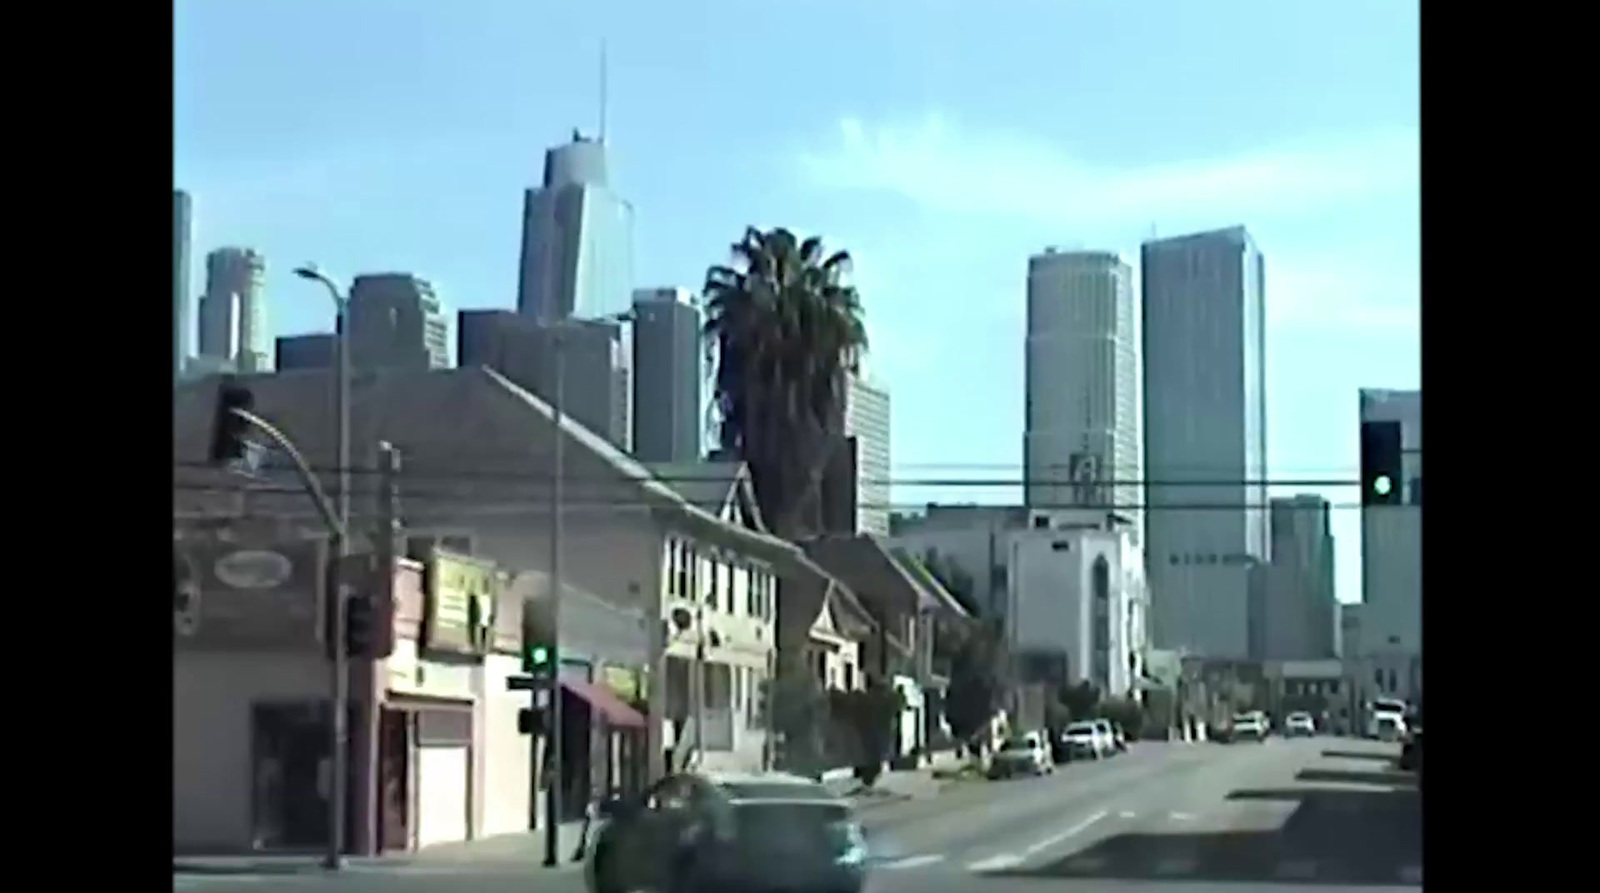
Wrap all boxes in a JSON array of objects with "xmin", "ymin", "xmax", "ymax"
[{"xmin": 174, "ymin": 367, "xmax": 850, "ymax": 842}]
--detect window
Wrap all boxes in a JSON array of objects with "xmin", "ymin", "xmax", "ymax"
[{"xmin": 674, "ymin": 541, "xmax": 689, "ymax": 598}]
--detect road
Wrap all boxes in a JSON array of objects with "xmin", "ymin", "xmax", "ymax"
[{"xmin": 174, "ymin": 737, "xmax": 1419, "ymax": 893}]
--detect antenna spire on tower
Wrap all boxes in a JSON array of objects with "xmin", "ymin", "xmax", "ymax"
[{"xmin": 598, "ymin": 39, "xmax": 609, "ymax": 144}]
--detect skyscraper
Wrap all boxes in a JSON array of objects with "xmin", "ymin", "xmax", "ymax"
[
  {"xmin": 631, "ymin": 287, "xmax": 703, "ymax": 463},
  {"xmin": 516, "ymin": 133, "xmax": 634, "ymax": 323},
  {"xmin": 1141, "ymin": 226, "xmax": 1267, "ymax": 659},
  {"xmin": 1358, "ymin": 388, "xmax": 1421, "ymax": 700},
  {"xmin": 845, "ymin": 373, "xmax": 891, "ymax": 536},
  {"xmin": 198, "ymin": 247, "xmax": 270, "ymax": 373},
  {"xmin": 1023, "ymin": 249, "xmax": 1141, "ymax": 543},
  {"xmin": 1261, "ymin": 495, "xmax": 1337, "ymax": 660},
  {"xmin": 348, "ymin": 273, "xmax": 450, "ymax": 371},
  {"xmin": 173, "ymin": 190, "xmax": 192, "ymax": 382},
  {"xmin": 458, "ymin": 309, "xmax": 631, "ymax": 450}
]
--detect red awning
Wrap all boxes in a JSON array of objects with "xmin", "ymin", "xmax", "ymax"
[{"xmin": 560, "ymin": 677, "xmax": 647, "ymax": 729}]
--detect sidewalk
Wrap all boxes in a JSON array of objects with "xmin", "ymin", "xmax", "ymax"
[{"xmin": 173, "ymin": 821, "xmax": 590, "ymax": 877}]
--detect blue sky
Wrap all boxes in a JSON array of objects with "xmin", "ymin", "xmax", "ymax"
[{"xmin": 174, "ymin": 0, "xmax": 1419, "ymax": 605}]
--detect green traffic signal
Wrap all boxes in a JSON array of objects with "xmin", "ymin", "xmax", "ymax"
[
  {"xmin": 530, "ymin": 645, "xmax": 549, "ymax": 665},
  {"xmin": 1373, "ymin": 475, "xmax": 1392, "ymax": 497}
]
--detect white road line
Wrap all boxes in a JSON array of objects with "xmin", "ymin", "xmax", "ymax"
[
  {"xmin": 1152, "ymin": 856, "xmax": 1198, "ymax": 875},
  {"xmin": 1167, "ymin": 811, "xmax": 1197, "ymax": 822},
  {"xmin": 1399, "ymin": 864, "xmax": 1423, "ymax": 884},
  {"xmin": 1022, "ymin": 809, "xmax": 1109, "ymax": 856},
  {"xmin": 966, "ymin": 853, "xmax": 1025, "ymax": 873},
  {"xmin": 1117, "ymin": 810, "xmax": 1137, "ymax": 819},
  {"xmin": 880, "ymin": 854, "xmax": 945, "ymax": 871},
  {"xmin": 1275, "ymin": 859, "xmax": 1319, "ymax": 879}
]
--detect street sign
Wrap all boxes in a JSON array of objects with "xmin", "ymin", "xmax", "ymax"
[{"xmin": 507, "ymin": 675, "xmax": 540, "ymax": 692}]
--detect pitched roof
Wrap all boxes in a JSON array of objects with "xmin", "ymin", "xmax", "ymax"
[
  {"xmin": 172, "ymin": 367, "xmax": 839, "ymax": 588},
  {"xmin": 643, "ymin": 460, "xmax": 770, "ymax": 533},
  {"xmin": 893, "ymin": 553, "xmax": 973, "ymax": 619}
]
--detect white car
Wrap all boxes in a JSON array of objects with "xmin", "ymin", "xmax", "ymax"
[
  {"xmin": 1060, "ymin": 721, "xmax": 1110, "ymax": 760},
  {"xmin": 1230, "ymin": 713, "xmax": 1267, "ymax": 742},
  {"xmin": 1284, "ymin": 712, "xmax": 1317, "ymax": 737},
  {"xmin": 990, "ymin": 731, "xmax": 1054, "ymax": 778},
  {"xmin": 1092, "ymin": 720, "xmax": 1121, "ymax": 755}
]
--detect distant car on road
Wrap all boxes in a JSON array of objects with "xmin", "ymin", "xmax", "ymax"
[
  {"xmin": 583, "ymin": 770, "xmax": 868, "ymax": 893},
  {"xmin": 1284, "ymin": 711, "xmax": 1317, "ymax": 737},
  {"xmin": 1059, "ymin": 721, "xmax": 1111, "ymax": 761},
  {"xmin": 1230, "ymin": 712, "xmax": 1268, "ymax": 742},
  {"xmin": 1372, "ymin": 713, "xmax": 1406, "ymax": 743},
  {"xmin": 1093, "ymin": 720, "xmax": 1122, "ymax": 754},
  {"xmin": 989, "ymin": 731, "xmax": 1054, "ymax": 779}
]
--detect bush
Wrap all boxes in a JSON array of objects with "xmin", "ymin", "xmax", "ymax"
[{"xmin": 834, "ymin": 679, "xmax": 905, "ymax": 788}]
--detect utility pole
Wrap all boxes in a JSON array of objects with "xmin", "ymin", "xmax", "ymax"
[
  {"xmin": 543, "ymin": 327, "xmax": 567, "ymax": 869},
  {"xmin": 692, "ymin": 601, "xmax": 706, "ymax": 768}
]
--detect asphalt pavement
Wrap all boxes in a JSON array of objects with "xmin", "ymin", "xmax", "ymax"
[{"xmin": 173, "ymin": 737, "xmax": 1420, "ymax": 893}]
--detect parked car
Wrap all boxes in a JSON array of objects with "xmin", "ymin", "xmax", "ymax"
[
  {"xmin": 1284, "ymin": 711, "xmax": 1317, "ymax": 737},
  {"xmin": 583, "ymin": 770, "xmax": 869, "ymax": 893},
  {"xmin": 1060, "ymin": 721, "xmax": 1110, "ymax": 760},
  {"xmin": 1092, "ymin": 719, "xmax": 1124, "ymax": 754},
  {"xmin": 1230, "ymin": 712, "xmax": 1267, "ymax": 742},
  {"xmin": 989, "ymin": 731, "xmax": 1054, "ymax": 779},
  {"xmin": 1373, "ymin": 713, "xmax": 1406, "ymax": 743}
]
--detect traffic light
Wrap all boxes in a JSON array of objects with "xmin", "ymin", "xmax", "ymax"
[
  {"xmin": 209, "ymin": 378, "xmax": 255, "ymax": 463},
  {"xmin": 345, "ymin": 591, "xmax": 374, "ymax": 657},
  {"xmin": 517, "ymin": 706, "xmax": 548, "ymax": 736},
  {"xmin": 524, "ymin": 641, "xmax": 556, "ymax": 679},
  {"xmin": 1360, "ymin": 420, "xmax": 1403, "ymax": 506}
]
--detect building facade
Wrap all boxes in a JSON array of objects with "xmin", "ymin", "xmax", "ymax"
[
  {"xmin": 275, "ymin": 333, "xmax": 338, "ymax": 371},
  {"xmin": 458, "ymin": 310, "xmax": 631, "ymax": 450},
  {"xmin": 631, "ymin": 287, "xmax": 703, "ymax": 463},
  {"xmin": 1024, "ymin": 249, "xmax": 1141, "ymax": 543},
  {"xmin": 174, "ymin": 189, "xmax": 192, "ymax": 382},
  {"xmin": 1358, "ymin": 388, "xmax": 1422, "ymax": 702},
  {"xmin": 349, "ymin": 274, "xmax": 450, "ymax": 371},
  {"xmin": 886, "ymin": 505, "xmax": 1027, "ymax": 619},
  {"xmin": 516, "ymin": 134, "xmax": 634, "ymax": 323},
  {"xmin": 1260, "ymin": 495, "xmax": 1337, "ymax": 660},
  {"xmin": 1141, "ymin": 226, "xmax": 1268, "ymax": 659},
  {"xmin": 1006, "ymin": 519, "xmax": 1150, "ymax": 697},
  {"xmin": 845, "ymin": 373, "xmax": 891, "ymax": 536},
  {"xmin": 198, "ymin": 247, "xmax": 271, "ymax": 373}
]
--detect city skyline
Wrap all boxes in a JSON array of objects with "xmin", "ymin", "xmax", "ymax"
[{"xmin": 174, "ymin": 0, "xmax": 1418, "ymax": 607}]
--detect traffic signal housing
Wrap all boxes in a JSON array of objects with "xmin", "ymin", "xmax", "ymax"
[
  {"xmin": 209, "ymin": 378, "xmax": 256, "ymax": 463},
  {"xmin": 517, "ymin": 706, "xmax": 547, "ymax": 736},
  {"xmin": 1360, "ymin": 420, "xmax": 1404, "ymax": 506},
  {"xmin": 524, "ymin": 641, "xmax": 556, "ymax": 680}
]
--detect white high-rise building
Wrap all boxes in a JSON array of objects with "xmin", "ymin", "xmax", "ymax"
[
  {"xmin": 1141, "ymin": 226, "xmax": 1267, "ymax": 659},
  {"xmin": 1023, "ymin": 249, "xmax": 1142, "ymax": 543},
  {"xmin": 845, "ymin": 373, "xmax": 891, "ymax": 536},
  {"xmin": 1358, "ymin": 388, "xmax": 1422, "ymax": 702},
  {"xmin": 197, "ymin": 247, "xmax": 270, "ymax": 374}
]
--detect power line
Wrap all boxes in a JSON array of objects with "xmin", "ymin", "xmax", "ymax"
[
  {"xmin": 170, "ymin": 482, "xmax": 1395, "ymax": 512},
  {"xmin": 172, "ymin": 461, "xmax": 1361, "ymax": 488}
]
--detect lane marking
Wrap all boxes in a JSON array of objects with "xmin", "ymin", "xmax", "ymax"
[
  {"xmin": 1118, "ymin": 810, "xmax": 1137, "ymax": 819},
  {"xmin": 880, "ymin": 854, "xmax": 945, "ymax": 871},
  {"xmin": 1167, "ymin": 811, "xmax": 1197, "ymax": 822},
  {"xmin": 1022, "ymin": 809, "xmax": 1109, "ymax": 856},
  {"xmin": 966, "ymin": 853, "xmax": 1025, "ymax": 873},
  {"xmin": 1275, "ymin": 859, "xmax": 1319, "ymax": 879},
  {"xmin": 1152, "ymin": 856, "xmax": 1198, "ymax": 875},
  {"xmin": 1399, "ymin": 865, "xmax": 1423, "ymax": 884}
]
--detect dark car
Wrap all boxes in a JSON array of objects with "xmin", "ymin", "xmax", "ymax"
[
  {"xmin": 1399, "ymin": 726, "xmax": 1423, "ymax": 772},
  {"xmin": 583, "ymin": 770, "xmax": 869, "ymax": 893}
]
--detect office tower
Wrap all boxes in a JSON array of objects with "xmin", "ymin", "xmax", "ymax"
[
  {"xmin": 1023, "ymin": 248, "xmax": 1141, "ymax": 543},
  {"xmin": 1358, "ymin": 388, "xmax": 1422, "ymax": 699},
  {"xmin": 275, "ymin": 333, "xmax": 337, "ymax": 371},
  {"xmin": 845, "ymin": 373, "xmax": 891, "ymax": 536},
  {"xmin": 1261, "ymin": 495, "xmax": 1337, "ymax": 660},
  {"xmin": 348, "ymin": 273, "xmax": 450, "ymax": 371},
  {"xmin": 1141, "ymin": 226, "xmax": 1267, "ymax": 659},
  {"xmin": 174, "ymin": 190, "xmax": 192, "ymax": 382},
  {"xmin": 631, "ymin": 287, "xmax": 703, "ymax": 463},
  {"xmin": 198, "ymin": 247, "xmax": 270, "ymax": 373},
  {"xmin": 516, "ymin": 133, "xmax": 635, "ymax": 323},
  {"xmin": 458, "ymin": 310, "xmax": 630, "ymax": 449}
]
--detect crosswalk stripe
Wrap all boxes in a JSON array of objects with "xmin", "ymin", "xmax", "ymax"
[{"xmin": 966, "ymin": 853, "xmax": 1024, "ymax": 873}]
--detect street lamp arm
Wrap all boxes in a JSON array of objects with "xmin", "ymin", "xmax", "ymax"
[{"xmin": 230, "ymin": 407, "xmax": 347, "ymax": 541}]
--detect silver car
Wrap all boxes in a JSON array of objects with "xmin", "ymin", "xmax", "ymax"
[{"xmin": 584, "ymin": 770, "xmax": 869, "ymax": 893}]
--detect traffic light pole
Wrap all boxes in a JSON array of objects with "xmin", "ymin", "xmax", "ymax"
[{"xmin": 325, "ymin": 311, "xmax": 353, "ymax": 871}]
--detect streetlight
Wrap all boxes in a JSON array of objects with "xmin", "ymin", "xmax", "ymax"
[
  {"xmin": 293, "ymin": 263, "xmax": 351, "ymax": 871},
  {"xmin": 544, "ymin": 310, "xmax": 633, "ymax": 868}
]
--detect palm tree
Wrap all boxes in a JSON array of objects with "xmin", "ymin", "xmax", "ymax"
[{"xmin": 703, "ymin": 226, "xmax": 868, "ymax": 539}]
